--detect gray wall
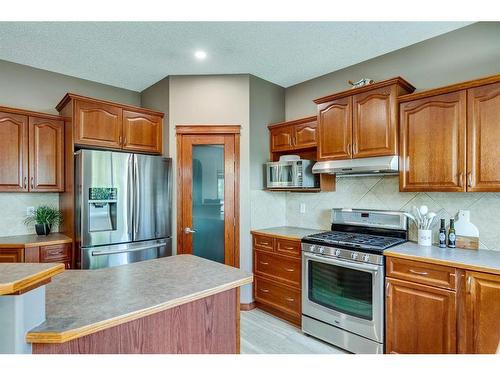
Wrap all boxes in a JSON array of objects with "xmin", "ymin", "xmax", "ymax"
[
  {"xmin": 249, "ymin": 75, "xmax": 285, "ymax": 189},
  {"xmin": 285, "ymin": 22, "xmax": 500, "ymax": 119},
  {"xmin": 0, "ymin": 59, "xmax": 140, "ymax": 114},
  {"xmin": 140, "ymin": 76, "xmax": 170, "ymax": 156},
  {"xmin": 0, "ymin": 59, "xmax": 141, "ymax": 237}
]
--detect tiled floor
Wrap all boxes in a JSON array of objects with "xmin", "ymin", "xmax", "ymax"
[{"xmin": 240, "ymin": 308, "xmax": 347, "ymax": 354}]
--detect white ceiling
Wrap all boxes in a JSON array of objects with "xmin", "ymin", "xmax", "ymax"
[{"xmin": 0, "ymin": 22, "xmax": 472, "ymax": 91}]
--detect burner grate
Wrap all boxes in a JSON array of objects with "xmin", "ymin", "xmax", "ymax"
[{"xmin": 306, "ymin": 231, "xmax": 406, "ymax": 250}]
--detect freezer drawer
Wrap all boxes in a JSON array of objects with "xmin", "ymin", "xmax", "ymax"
[{"xmin": 81, "ymin": 238, "xmax": 172, "ymax": 270}]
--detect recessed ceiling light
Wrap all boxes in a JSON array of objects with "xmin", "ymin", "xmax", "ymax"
[{"xmin": 194, "ymin": 50, "xmax": 207, "ymax": 60}]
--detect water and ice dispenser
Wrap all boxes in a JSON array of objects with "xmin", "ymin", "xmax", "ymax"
[{"xmin": 88, "ymin": 187, "xmax": 117, "ymax": 232}]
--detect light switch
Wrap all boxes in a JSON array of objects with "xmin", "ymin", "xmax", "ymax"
[{"xmin": 300, "ymin": 203, "xmax": 306, "ymax": 214}]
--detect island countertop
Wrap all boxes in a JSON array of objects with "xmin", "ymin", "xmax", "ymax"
[
  {"xmin": 0, "ymin": 263, "xmax": 65, "ymax": 295},
  {"xmin": 26, "ymin": 255, "xmax": 253, "ymax": 344},
  {"xmin": 385, "ymin": 242, "xmax": 500, "ymax": 276}
]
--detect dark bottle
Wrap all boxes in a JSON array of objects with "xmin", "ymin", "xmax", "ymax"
[
  {"xmin": 447, "ymin": 219, "xmax": 456, "ymax": 248},
  {"xmin": 439, "ymin": 219, "xmax": 447, "ymax": 248}
]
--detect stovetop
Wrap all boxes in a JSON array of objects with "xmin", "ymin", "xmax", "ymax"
[{"xmin": 302, "ymin": 230, "xmax": 407, "ymax": 253}]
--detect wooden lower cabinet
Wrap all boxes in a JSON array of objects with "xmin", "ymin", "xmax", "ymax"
[
  {"xmin": 252, "ymin": 233, "xmax": 302, "ymax": 326},
  {"xmin": 386, "ymin": 277, "xmax": 457, "ymax": 354},
  {"xmin": 0, "ymin": 248, "xmax": 24, "ymax": 263},
  {"xmin": 0, "ymin": 243, "xmax": 71, "ymax": 269}
]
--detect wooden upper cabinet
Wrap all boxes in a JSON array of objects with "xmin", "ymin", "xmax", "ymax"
[
  {"xmin": 270, "ymin": 125, "xmax": 294, "ymax": 152},
  {"xmin": 0, "ymin": 111, "xmax": 29, "ymax": 192},
  {"xmin": 294, "ymin": 120, "xmax": 317, "ymax": 149},
  {"xmin": 317, "ymin": 97, "xmax": 352, "ymax": 160},
  {"xmin": 353, "ymin": 85, "xmax": 397, "ymax": 158},
  {"xmin": 462, "ymin": 271, "xmax": 500, "ymax": 354},
  {"xmin": 122, "ymin": 110, "xmax": 162, "ymax": 154},
  {"xmin": 386, "ymin": 277, "xmax": 457, "ymax": 354},
  {"xmin": 400, "ymin": 91, "xmax": 467, "ymax": 192},
  {"xmin": 467, "ymin": 82, "xmax": 500, "ymax": 192},
  {"xmin": 29, "ymin": 117, "xmax": 64, "ymax": 192},
  {"xmin": 74, "ymin": 100, "xmax": 123, "ymax": 149}
]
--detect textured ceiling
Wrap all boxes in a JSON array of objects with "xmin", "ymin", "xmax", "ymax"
[{"xmin": 0, "ymin": 22, "xmax": 472, "ymax": 91}]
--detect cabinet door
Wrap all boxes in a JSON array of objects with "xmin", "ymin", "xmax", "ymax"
[
  {"xmin": 467, "ymin": 82, "xmax": 500, "ymax": 192},
  {"xmin": 270, "ymin": 125, "xmax": 294, "ymax": 152},
  {"xmin": 353, "ymin": 85, "xmax": 396, "ymax": 158},
  {"xmin": 462, "ymin": 271, "xmax": 500, "ymax": 354},
  {"xmin": 317, "ymin": 97, "xmax": 352, "ymax": 160},
  {"xmin": 74, "ymin": 100, "xmax": 123, "ymax": 149},
  {"xmin": 122, "ymin": 110, "xmax": 162, "ymax": 154},
  {"xmin": 400, "ymin": 91, "xmax": 466, "ymax": 192},
  {"xmin": 294, "ymin": 121, "xmax": 317, "ymax": 149},
  {"xmin": 0, "ymin": 112, "xmax": 28, "ymax": 192},
  {"xmin": 386, "ymin": 277, "xmax": 456, "ymax": 354},
  {"xmin": 0, "ymin": 248, "xmax": 24, "ymax": 263},
  {"xmin": 29, "ymin": 117, "xmax": 65, "ymax": 192}
]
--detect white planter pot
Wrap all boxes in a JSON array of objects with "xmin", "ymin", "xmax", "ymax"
[{"xmin": 418, "ymin": 229, "xmax": 432, "ymax": 246}]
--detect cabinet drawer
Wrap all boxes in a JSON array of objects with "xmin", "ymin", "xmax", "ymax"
[
  {"xmin": 252, "ymin": 234, "xmax": 274, "ymax": 251},
  {"xmin": 276, "ymin": 238, "xmax": 301, "ymax": 257},
  {"xmin": 254, "ymin": 277, "xmax": 301, "ymax": 317},
  {"xmin": 386, "ymin": 257, "xmax": 457, "ymax": 290},
  {"xmin": 254, "ymin": 250, "xmax": 301, "ymax": 287},
  {"xmin": 40, "ymin": 244, "xmax": 71, "ymax": 263}
]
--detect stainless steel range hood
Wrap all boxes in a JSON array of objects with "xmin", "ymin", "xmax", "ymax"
[{"xmin": 312, "ymin": 155, "xmax": 399, "ymax": 177}]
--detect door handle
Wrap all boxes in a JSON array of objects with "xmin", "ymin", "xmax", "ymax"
[{"xmin": 184, "ymin": 227, "xmax": 196, "ymax": 234}]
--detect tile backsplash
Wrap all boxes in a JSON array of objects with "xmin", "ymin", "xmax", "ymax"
[
  {"xmin": 0, "ymin": 193, "xmax": 60, "ymax": 236},
  {"xmin": 251, "ymin": 176, "xmax": 500, "ymax": 251}
]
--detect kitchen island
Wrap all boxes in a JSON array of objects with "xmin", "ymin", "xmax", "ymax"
[{"xmin": 2, "ymin": 255, "xmax": 252, "ymax": 354}]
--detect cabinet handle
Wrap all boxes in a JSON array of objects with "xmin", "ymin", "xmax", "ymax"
[
  {"xmin": 282, "ymin": 246, "xmax": 295, "ymax": 250},
  {"xmin": 353, "ymin": 143, "xmax": 358, "ymax": 154},
  {"xmin": 347, "ymin": 143, "xmax": 352, "ymax": 155},
  {"xmin": 386, "ymin": 282, "xmax": 391, "ymax": 298},
  {"xmin": 408, "ymin": 269, "xmax": 428, "ymax": 276},
  {"xmin": 467, "ymin": 172, "xmax": 473, "ymax": 188},
  {"xmin": 260, "ymin": 242, "xmax": 270, "ymax": 246},
  {"xmin": 285, "ymin": 297, "xmax": 295, "ymax": 302},
  {"xmin": 466, "ymin": 276, "xmax": 472, "ymax": 294},
  {"xmin": 283, "ymin": 268, "xmax": 295, "ymax": 272},
  {"xmin": 123, "ymin": 137, "xmax": 127, "ymax": 145},
  {"xmin": 260, "ymin": 289, "xmax": 270, "ymax": 293},
  {"xmin": 23, "ymin": 177, "xmax": 27, "ymax": 189},
  {"xmin": 31, "ymin": 177, "xmax": 34, "ymax": 189},
  {"xmin": 259, "ymin": 261, "xmax": 269, "ymax": 265},
  {"xmin": 119, "ymin": 136, "xmax": 122, "ymax": 145},
  {"xmin": 459, "ymin": 172, "xmax": 464, "ymax": 187}
]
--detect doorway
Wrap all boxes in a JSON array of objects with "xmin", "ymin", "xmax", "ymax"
[{"xmin": 176, "ymin": 126, "xmax": 240, "ymax": 267}]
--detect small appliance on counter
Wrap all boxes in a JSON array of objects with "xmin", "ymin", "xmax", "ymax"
[
  {"xmin": 301, "ymin": 208, "xmax": 408, "ymax": 354},
  {"xmin": 75, "ymin": 149, "xmax": 173, "ymax": 269},
  {"xmin": 265, "ymin": 155, "xmax": 319, "ymax": 189}
]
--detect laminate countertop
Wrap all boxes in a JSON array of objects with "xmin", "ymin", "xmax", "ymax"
[
  {"xmin": 385, "ymin": 242, "xmax": 500, "ymax": 276},
  {"xmin": 26, "ymin": 255, "xmax": 253, "ymax": 344},
  {"xmin": 0, "ymin": 233, "xmax": 72, "ymax": 248},
  {"xmin": 0, "ymin": 263, "xmax": 65, "ymax": 295},
  {"xmin": 251, "ymin": 226, "xmax": 324, "ymax": 240}
]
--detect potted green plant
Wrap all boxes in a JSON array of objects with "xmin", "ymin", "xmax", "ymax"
[{"xmin": 24, "ymin": 205, "xmax": 63, "ymax": 236}]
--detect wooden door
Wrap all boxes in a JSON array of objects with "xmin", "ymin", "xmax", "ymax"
[
  {"xmin": 467, "ymin": 82, "xmax": 500, "ymax": 192},
  {"xmin": 386, "ymin": 277, "xmax": 457, "ymax": 354},
  {"xmin": 317, "ymin": 97, "xmax": 352, "ymax": 160},
  {"xmin": 28, "ymin": 117, "xmax": 65, "ymax": 192},
  {"xmin": 400, "ymin": 91, "xmax": 466, "ymax": 192},
  {"xmin": 462, "ymin": 271, "xmax": 500, "ymax": 353},
  {"xmin": 177, "ymin": 126, "xmax": 240, "ymax": 267},
  {"xmin": 0, "ymin": 248, "xmax": 24, "ymax": 263},
  {"xmin": 353, "ymin": 85, "xmax": 397, "ymax": 158},
  {"xmin": 270, "ymin": 125, "xmax": 294, "ymax": 152},
  {"xmin": 122, "ymin": 110, "xmax": 162, "ymax": 154},
  {"xmin": 0, "ymin": 111, "xmax": 29, "ymax": 192},
  {"xmin": 293, "ymin": 121, "xmax": 317, "ymax": 149},
  {"xmin": 74, "ymin": 100, "xmax": 123, "ymax": 149}
]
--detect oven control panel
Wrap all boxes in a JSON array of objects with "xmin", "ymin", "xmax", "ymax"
[{"xmin": 301, "ymin": 243, "xmax": 383, "ymax": 266}]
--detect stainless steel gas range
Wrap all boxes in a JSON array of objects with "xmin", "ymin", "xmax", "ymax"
[{"xmin": 301, "ymin": 208, "xmax": 408, "ymax": 354}]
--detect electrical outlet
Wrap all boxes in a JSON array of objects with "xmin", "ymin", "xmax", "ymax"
[
  {"xmin": 27, "ymin": 206, "xmax": 35, "ymax": 216},
  {"xmin": 300, "ymin": 203, "xmax": 306, "ymax": 214}
]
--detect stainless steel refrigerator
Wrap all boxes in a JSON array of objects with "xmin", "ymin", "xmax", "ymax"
[{"xmin": 75, "ymin": 149, "xmax": 172, "ymax": 269}]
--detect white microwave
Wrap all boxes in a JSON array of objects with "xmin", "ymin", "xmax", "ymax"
[{"xmin": 266, "ymin": 160, "xmax": 318, "ymax": 189}]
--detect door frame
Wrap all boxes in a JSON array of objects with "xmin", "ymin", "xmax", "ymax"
[{"xmin": 176, "ymin": 125, "xmax": 240, "ymax": 267}]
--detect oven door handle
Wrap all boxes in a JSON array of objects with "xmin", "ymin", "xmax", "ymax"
[{"xmin": 303, "ymin": 252, "xmax": 380, "ymax": 273}]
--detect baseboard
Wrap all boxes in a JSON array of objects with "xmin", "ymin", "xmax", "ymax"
[{"xmin": 240, "ymin": 302, "xmax": 256, "ymax": 311}]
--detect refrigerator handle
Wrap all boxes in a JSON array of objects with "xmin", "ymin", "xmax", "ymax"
[
  {"xmin": 127, "ymin": 154, "xmax": 134, "ymax": 237},
  {"xmin": 133, "ymin": 155, "xmax": 140, "ymax": 236}
]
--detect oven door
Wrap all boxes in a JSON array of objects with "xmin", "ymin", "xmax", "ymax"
[
  {"xmin": 302, "ymin": 251, "xmax": 384, "ymax": 343},
  {"xmin": 266, "ymin": 162, "xmax": 298, "ymax": 188}
]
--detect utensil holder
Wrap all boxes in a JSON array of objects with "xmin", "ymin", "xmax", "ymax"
[{"xmin": 418, "ymin": 229, "xmax": 432, "ymax": 246}]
